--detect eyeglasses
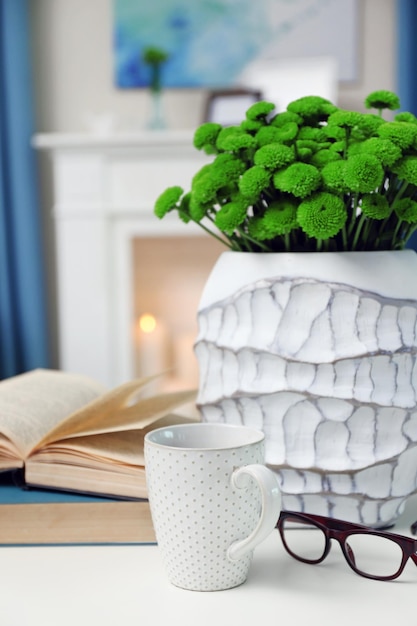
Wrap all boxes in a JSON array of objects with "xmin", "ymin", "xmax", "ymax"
[{"xmin": 277, "ymin": 510, "xmax": 417, "ymax": 581}]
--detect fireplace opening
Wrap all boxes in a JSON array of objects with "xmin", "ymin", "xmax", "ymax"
[{"xmin": 132, "ymin": 235, "xmax": 224, "ymax": 393}]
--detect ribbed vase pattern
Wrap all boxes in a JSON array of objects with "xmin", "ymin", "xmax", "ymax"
[{"xmin": 195, "ymin": 251, "xmax": 417, "ymax": 527}]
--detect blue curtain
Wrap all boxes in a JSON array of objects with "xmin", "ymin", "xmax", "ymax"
[
  {"xmin": 397, "ymin": 0, "xmax": 417, "ymax": 115},
  {"xmin": 0, "ymin": 0, "xmax": 50, "ymax": 378},
  {"xmin": 397, "ymin": 0, "xmax": 417, "ymax": 251}
]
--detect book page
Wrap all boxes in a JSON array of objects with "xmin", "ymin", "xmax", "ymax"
[
  {"xmin": 32, "ymin": 413, "xmax": 199, "ymax": 467},
  {"xmin": 26, "ymin": 413, "xmax": 199, "ymax": 498},
  {"xmin": 35, "ymin": 376, "xmax": 197, "ymax": 449},
  {"xmin": 0, "ymin": 370, "xmax": 106, "ymax": 458},
  {"xmin": 0, "ymin": 433, "xmax": 25, "ymax": 469}
]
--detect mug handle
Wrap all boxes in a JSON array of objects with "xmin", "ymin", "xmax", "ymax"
[{"xmin": 227, "ymin": 464, "xmax": 281, "ymax": 562}]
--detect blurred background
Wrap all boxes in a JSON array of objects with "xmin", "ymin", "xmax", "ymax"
[{"xmin": 1, "ymin": 0, "xmax": 415, "ymax": 390}]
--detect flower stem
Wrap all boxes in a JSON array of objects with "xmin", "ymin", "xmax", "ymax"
[
  {"xmin": 391, "ymin": 180, "xmax": 409, "ymax": 206},
  {"xmin": 351, "ymin": 213, "xmax": 366, "ymax": 250},
  {"xmin": 346, "ymin": 193, "xmax": 360, "ymax": 238},
  {"xmin": 284, "ymin": 233, "xmax": 290, "ymax": 251},
  {"xmin": 390, "ymin": 218, "xmax": 404, "ymax": 246},
  {"xmin": 343, "ymin": 128, "xmax": 351, "ymax": 159},
  {"xmin": 341, "ymin": 225, "xmax": 348, "ymax": 250},
  {"xmin": 191, "ymin": 218, "xmax": 234, "ymax": 248}
]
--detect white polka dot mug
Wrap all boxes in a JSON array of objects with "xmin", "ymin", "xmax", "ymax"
[{"xmin": 144, "ymin": 423, "xmax": 281, "ymax": 591}]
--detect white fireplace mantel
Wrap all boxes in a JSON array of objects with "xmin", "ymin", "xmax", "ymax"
[{"xmin": 33, "ymin": 131, "xmax": 211, "ymax": 388}]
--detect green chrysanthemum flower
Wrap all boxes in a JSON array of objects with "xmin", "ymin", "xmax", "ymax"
[
  {"xmin": 347, "ymin": 142, "xmax": 362, "ymax": 157},
  {"xmin": 154, "ymin": 186, "xmax": 183, "ymax": 218},
  {"xmin": 327, "ymin": 110, "xmax": 363, "ymax": 131},
  {"xmin": 392, "ymin": 156, "xmax": 417, "ymax": 185},
  {"xmin": 271, "ymin": 122, "xmax": 299, "ymax": 143},
  {"xmin": 297, "ymin": 192, "xmax": 347, "ymax": 239},
  {"xmin": 297, "ymin": 139, "xmax": 319, "ymax": 154},
  {"xmin": 240, "ymin": 119, "xmax": 263, "ymax": 133},
  {"xmin": 189, "ymin": 195, "xmax": 211, "ymax": 222},
  {"xmin": 273, "ymin": 162, "xmax": 321, "ymax": 198},
  {"xmin": 377, "ymin": 121, "xmax": 417, "ymax": 149},
  {"xmin": 360, "ymin": 137, "xmax": 402, "ymax": 167},
  {"xmin": 248, "ymin": 200, "xmax": 298, "ymax": 240},
  {"xmin": 246, "ymin": 101, "xmax": 276, "ymax": 121},
  {"xmin": 355, "ymin": 113, "xmax": 385, "ymax": 136},
  {"xmin": 193, "ymin": 123, "xmax": 222, "ymax": 153},
  {"xmin": 177, "ymin": 192, "xmax": 192, "ymax": 223},
  {"xmin": 192, "ymin": 173, "xmax": 220, "ymax": 205},
  {"xmin": 350, "ymin": 127, "xmax": 367, "ymax": 143},
  {"xmin": 155, "ymin": 88, "xmax": 417, "ymax": 252},
  {"xmin": 216, "ymin": 127, "xmax": 257, "ymax": 151},
  {"xmin": 297, "ymin": 147, "xmax": 314, "ymax": 160},
  {"xmin": 255, "ymin": 126, "xmax": 287, "ymax": 147},
  {"xmin": 229, "ymin": 133, "xmax": 257, "ymax": 151},
  {"xmin": 360, "ymin": 194, "xmax": 390, "ymax": 219},
  {"xmin": 311, "ymin": 149, "xmax": 342, "ymax": 168},
  {"xmin": 394, "ymin": 197, "xmax": 417, "ymax": 223},
  {"xmin": 321, "ymin": 160, "xmax": 348, "ymax": 192},
  {"xmin": 344, "ymin": 154, "xmax": 384, "ymax": 192},
  {"xmin": 297, "ymin": 126, "xmax": 326, "ymax": 142},
  {"xmin": 254, "ymin": 143, "xmax": 295, "ymax": 170},
  {"xmin": 322, "ymin": 125, "xmax": 345, "ymax": 142},
  {"xmin": 211, "ymin": 153, "xmax": 247, "ymax": 184},
  {"xmin": 270, "ymin": 111, "xmax": 303, "ymax": 127},
  {"xmin": 395, "ymin": 112, "xmax": 417, "ymax": 124},
  {"xmin": 328, "ymin": 141, "xmax": 346, "ymax": 154},
  {"xmin": 365, "ymin": 90, "xmax": 401, "ymax": 112},
  {"xmin": 214, "ymin": 200, "xmax": 248, "ymax": 234},
  {"xmin": 215, "ymin": 126, "xmax": 242, "ymax": 151},
  {"xmin": 329, "ymin": 141, "xmax": 346, "ymax": 156},
  {"xmin": 142, "ymin": 47, "xmax": 169, "ymax": 65},
  {"xmin": 238, "ymin": 166, "xmax": 271, "ymax": 201},
  {"xmin": 287, "ymin": 95, "xmax": 337, "ymax": 122}
]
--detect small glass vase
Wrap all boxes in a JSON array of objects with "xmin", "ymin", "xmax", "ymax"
[{"xmin": 147, "ymin": 89, "xmax": 167, "ymax": 131}]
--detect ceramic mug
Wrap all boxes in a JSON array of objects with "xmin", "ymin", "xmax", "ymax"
[{"xmin": 144, "ymin": 423, "xmax": 281, "ymax": 591}]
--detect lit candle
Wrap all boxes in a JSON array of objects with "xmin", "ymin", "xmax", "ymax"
[{"xmin": 135, "ymin": 313, "xmax": 167, "ymax": 379}]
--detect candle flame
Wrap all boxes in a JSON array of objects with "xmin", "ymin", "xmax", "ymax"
[{"xmin": 138, "ymin": 313, "xmax": 157, "ymax": 334}]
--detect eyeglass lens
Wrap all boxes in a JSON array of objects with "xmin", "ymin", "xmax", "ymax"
[
  {"xmin": 282, "ymin": 518, "xmax": 326, "ymax": 561},
  {"xmin": 281, "ymin": 517, "xmax": 404, "ymax": 578},
  {"xmin": 344, "ymin": 534, "xmax": 403, "ymax": 578}
]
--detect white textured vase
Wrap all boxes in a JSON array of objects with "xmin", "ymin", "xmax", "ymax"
[{"xmin": 195, "ymin": 250, "xmax": 417, "ymax": 528}]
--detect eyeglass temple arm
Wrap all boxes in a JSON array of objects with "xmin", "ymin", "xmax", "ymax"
[{"xmin": 408, "ymin": 522, "xmax": 417, "ymax": 566}]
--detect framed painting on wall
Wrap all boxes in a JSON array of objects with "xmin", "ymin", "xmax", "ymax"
[
  {"xmin": 203, "ymin": 89, "xmax": 262, "ymax": 125},
  {"xmin": 113, "ymin": 0, "xmax": 359, "ymax": 89}
]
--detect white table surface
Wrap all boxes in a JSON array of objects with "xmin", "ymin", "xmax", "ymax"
[{"xmin": 2, "ymin": 496, "xmax": 417, "ymax": 626}]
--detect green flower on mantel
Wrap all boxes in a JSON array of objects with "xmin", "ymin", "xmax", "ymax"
[
  {"xmin": 142, "ymin": 46, "xmax": 169, "ymax": 93},
  {"xmin": 154, "ymin": 90, "xmax": 417, "ymax": 252}
]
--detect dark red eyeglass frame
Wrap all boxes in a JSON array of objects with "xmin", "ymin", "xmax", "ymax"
[{"xmin": 277, "ymin": 510, "xmax": 417, "ymax": 581}]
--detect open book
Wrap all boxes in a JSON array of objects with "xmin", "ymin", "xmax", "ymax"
[{"xmin": 0, "ymin": 369, "xmax": 197, "ymax": 499}]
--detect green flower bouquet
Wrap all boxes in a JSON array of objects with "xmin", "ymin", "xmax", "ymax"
[
  {"xmin": 154, "ymin": 90, "xmax": 417, "ymax": 252},
  {"xmin": 142, "ymin": 46, "xmax": 169, "ymax": 93}
]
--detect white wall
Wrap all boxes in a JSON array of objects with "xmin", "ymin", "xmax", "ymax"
[
  {"xmin": 28, "ymin": 0, "xmax": 398, "ymax": 368},
  {"xmin": 30, "ymin": 0, "xmax": 205, "ymax": 133},
  {"xmin": 30, "ymin": 0, "xmax": 397, "ymax": 134}
]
